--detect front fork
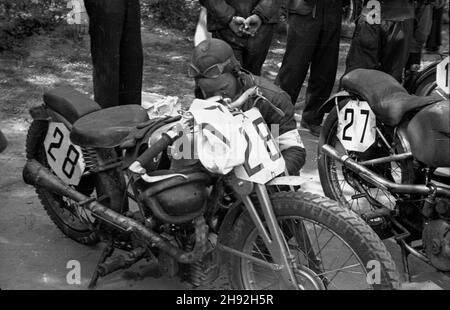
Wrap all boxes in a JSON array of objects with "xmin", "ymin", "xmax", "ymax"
[{"xmin": 240, "ymin": 183, "xmax": 299, "ymax": 289}]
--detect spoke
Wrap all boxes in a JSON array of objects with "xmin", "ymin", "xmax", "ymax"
[
  {"xmin": 312, "ymin": 224, "xmax": 326, "ymax": 270},
  {"xmin": 316, "ymin": 263, "xmax": 363, "ymax": 276},
  {"xmin": 326, "ymin": 253, "xmax": 359, "ymax": 283},
  {"xmin": 252, "ymin": 240, "xmax": 271, "ymax": 262},
  {"xmin": 315, "ymin": 234, "xmax": 336, "ymax": 259}
]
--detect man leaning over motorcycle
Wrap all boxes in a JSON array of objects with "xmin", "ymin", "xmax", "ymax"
[{"xmin": 189, "ymin": 38, "xmax": 306, "ymax": 176}]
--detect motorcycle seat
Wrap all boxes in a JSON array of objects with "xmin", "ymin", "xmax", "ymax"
[
  {"xmin": 70, "ymin": 105, "xmax": 149, "ymax": 148},
  {"xmin": 43, "ymin": 87, "xmax": 101, "ymax": 124},
  {"xmin": 341, "ymin": 69, "xmax": 440, "ymax": 126}
]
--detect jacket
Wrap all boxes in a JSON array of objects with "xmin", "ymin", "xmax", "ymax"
[
  {"xmin": 200, "ymin": 0, "xmax": 281, "ymax": 32},
  {"xmin": 361, "ymin": 0, "xmax": 415, "ymax": 21},
  {"xmin": 286, "ymin": 0, "xmax": 341, "ymax": 15}
]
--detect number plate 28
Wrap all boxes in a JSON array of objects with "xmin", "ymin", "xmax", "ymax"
[
  {"xmin": 337, "ymin": 100, "xmax": 376, "ymax": 152},
  {"xmin": 234, "ymin": 108, "xmax": 286, "ymax": 184},
  {"xmin": 44, "ymin": 122, "xmax": 86, "ymax": 185}
]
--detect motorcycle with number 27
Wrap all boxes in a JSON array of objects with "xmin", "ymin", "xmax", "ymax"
[
  {"xmin": 23, "ymin": 84, "xmax": 400, "ymax": 289},
  {"xmin": 318, "ymin": 56, "xmax": 450, "ymax": 279}
]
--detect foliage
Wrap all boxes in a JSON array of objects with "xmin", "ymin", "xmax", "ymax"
[
  {"xmin": 0, "ymin": 0, "xmax": 201, "ymax": 52},
  {"xmin": 141, "ymin": 0, "xmax": 201, "ymax": 32},
  {"xmin": 0, "ymin": 0, "xmax": 68, "ymax": 51}
]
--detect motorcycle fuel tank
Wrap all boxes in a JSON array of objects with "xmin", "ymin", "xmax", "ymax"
[{"xmin": 406, "ymin": 101, "xmax": 450, "ymax": 168}]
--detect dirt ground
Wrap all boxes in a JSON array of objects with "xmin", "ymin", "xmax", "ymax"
[{"xmin": 0, "ymin": 21, "xmax": 449, "ymax": 290}]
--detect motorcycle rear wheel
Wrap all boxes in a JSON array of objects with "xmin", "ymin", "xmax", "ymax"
[
  {"xmin": 317, "ymin": 106, "xmax": 415, "ymax": 214},
  {"xmin": 228, "ymin": 191, "xmax": 401, "ymax": 290},
  {"xmin": 26, "ymin": 120, "xmax": 99, "ymax": 245}
]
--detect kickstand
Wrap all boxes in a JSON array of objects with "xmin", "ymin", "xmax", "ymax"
[
  {"xmin": 399, "ymin": 242, "xmax": 412, "ymax": 282},
  {"xmin": 88, "ymin": 239, "xmax": 114, "ymax": 289}
]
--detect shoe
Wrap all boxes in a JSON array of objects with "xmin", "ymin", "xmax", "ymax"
[{"xmin": 300, "ymin": 120, "xmax": 321, "ymax": 137}]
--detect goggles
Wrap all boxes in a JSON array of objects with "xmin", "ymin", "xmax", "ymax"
[{"xmin": 188, "ymin": 58, "xmax": 233, "ymax": 79}]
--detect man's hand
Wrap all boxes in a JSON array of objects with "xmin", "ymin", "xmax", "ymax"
[
  {"xmin": 229, "ymin": 16, "xmax": 246, "ymax": 36},
  {"xmin": 243, "ymin": 14, "xmax": 262, "ymax": 37}
]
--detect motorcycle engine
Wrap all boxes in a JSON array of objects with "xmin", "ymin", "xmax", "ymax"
[
  {"xmin": 423, "ymin": 214, "xmax": 450, "ymax": 271},
  {"xmin": 135, "ymin": 158, "xmax": 211, "ymax": 225}
]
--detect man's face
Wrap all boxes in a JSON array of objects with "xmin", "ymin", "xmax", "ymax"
[{"xmin": 197, "ymin": 73, "xmax": 239, "ymax": 100}]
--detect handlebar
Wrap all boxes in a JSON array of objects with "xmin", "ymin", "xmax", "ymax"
[
  {"xmin": 228, "ymin": 86, "xmax": 258, "ymax": 109},
  {"xmin": 135, "ymin": 128, "xmax": 181, "ymax": 172}
]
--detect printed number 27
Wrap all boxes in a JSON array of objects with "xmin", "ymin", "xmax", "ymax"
[{"xmin": 342, "ymin": 108, "xmax": 370, "ymax": 143}]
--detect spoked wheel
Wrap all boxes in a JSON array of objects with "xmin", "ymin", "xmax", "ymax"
[
  {"xmin": 228, "ymin": 191, "xmax": 401, "ymax": 290},
  {"xmin": 318, "ymin": 107, "xmax": 413, "ymax": 216},
  {"xmin": 26, "ymin": 121, "xmax": 99, "ymax": 245}
]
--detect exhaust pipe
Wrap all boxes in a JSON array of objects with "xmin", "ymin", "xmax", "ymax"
[
  {"xmin": 321, "ymin": 144, "xmax": 450, "ymax": 197},
  {"xmin": 23, "ymin": 159, "xmax": 207, "ymax": 263}
]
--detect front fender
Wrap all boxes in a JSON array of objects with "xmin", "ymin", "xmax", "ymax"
[
  {"xmin": 217, "ymin": 199, "xmax": 243, "ymax": 264},
  {"xmin": 318, "ymin": 90, "xmax": 352, "ymax": 115},
  {"xmin": 266, "ymin": 176, "xmax": 304, "ymax": 186}
]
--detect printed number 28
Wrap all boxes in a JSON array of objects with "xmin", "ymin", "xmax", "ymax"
[
  {"xmin": 47, "ymin": 127, "xmax": 80, "ymax": 179},
  {"xmin": 243, "ymin": 117, "xmax": 281, "ymax": 177},
  {"xmin": 342, "ymin": 108, "xmax": 370, "ymax": 143}
]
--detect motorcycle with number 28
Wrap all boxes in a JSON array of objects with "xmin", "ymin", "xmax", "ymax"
[
  {"xmin": 23, "ymin": 85, "xmax": 400, "ymax": 289},
  {"xmin": 317, "ymin": 56, "xmax": 450, "ymax": 279}
]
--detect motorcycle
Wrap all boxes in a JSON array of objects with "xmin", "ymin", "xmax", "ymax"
[
  {"xmin": 22, "ymin": 86, "xmax": 400, "ymax": 289},
  {"xmin": 317, "ymin": 56, "xmax": 450, "ymax": 279}
]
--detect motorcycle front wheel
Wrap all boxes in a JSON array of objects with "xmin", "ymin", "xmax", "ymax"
[{"xmin": 228, "ymin": 191, "xmax": 400, "ymax": 290}]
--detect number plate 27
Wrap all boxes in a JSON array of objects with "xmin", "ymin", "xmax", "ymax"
[
  {"xmin": 44, "ymin": 123, "xmax": 86, "ymax": 185},
  {"xmin": 337, "ymin": 100, "xmax": 376, "ymax": 152}
]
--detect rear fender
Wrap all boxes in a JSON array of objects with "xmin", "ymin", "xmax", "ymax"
[
  {"xmin": 318, "ymin": 90, "xmax": 353, "ymax": 115},
  {"xmin": 29, "ymin": 105, "xmax": 72, "ymax": 129}
]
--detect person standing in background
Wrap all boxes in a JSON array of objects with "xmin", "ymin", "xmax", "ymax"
[
  {"xmin": 404, "ymin": 1, "xmax": 433, "ymax": 88},
  {"xmin": 345, "ymin": 0, "xmax": 416, "ymax": 83},
  {"xmin": 426, "ymin": 0, "xmax": 447, "ymax": 52},
  {"xmin": 84, "ymin": 0, "xmax": 143, "ymax": 108},
  {"xmin": 199, "ymin": 0, "xmax": 281, "ymax": 76},
  {"xmin": 276, "ymin": 0, "xmax": 342, "ymax": 137}
]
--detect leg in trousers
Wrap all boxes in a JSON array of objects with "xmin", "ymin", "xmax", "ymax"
[
  {"xmin": 302, "ymin": 15, "xmax": 341, "ymax": 126},
  {"xmin": 85, "ymin": 0, "xmax": 126, "ymax": 108},
  {"xmin": 242, "ymin": 24, "xmax": 275, "ymax": 76},
  {"xmin": 426, "ymin": 7, "xmax": 443, "ymax": 51},
  {"xmin": 379, "ymin": 20, "xmax": 414, "ymax": 82},
  {"xmin": 345, "ymin": 18, "xmax": 381, "ymax": 76},
  {"xmin": 119, "ymin": 0, "xmax": 143, "ymax": 106},
  {"xmin": 276, "ymin": 14, "xmax": 320, "ymax": 105}
]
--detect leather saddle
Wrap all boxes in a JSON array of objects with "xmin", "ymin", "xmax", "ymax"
[
  {"xmin": 44, "ymin": 87, "xmax": 101, "ymax": 124},
  {"xmin": 71, "ymin": 105, "xmax": 149, "ymax": 148},
  {"xmin": 341, "ymin": 69, "xmax": 441, "ymax": 126}
]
